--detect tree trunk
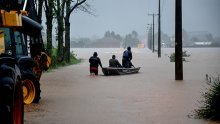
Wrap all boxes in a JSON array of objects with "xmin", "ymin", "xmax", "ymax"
[
  {"xmin": 46, "ymin": 20, "xmax": 53, "ymax": 56},
  {"xmin": 56, "ymin": 0, "xmax": 64, "ymax": 62},
  {"xmin": 57, "ymin": 17, "xmax": 64, "ymax": 62},
  {"xmin": 64, "ymin": 19, "xmax": 70, "ymax": 62},
  {"xmin": 64, "ymin": 0, "xmax": 71, "ymax": 62},
  {"xmin": 45, "ymin": 0, "xmax": 54, "ymax": 57},
  {"xmin": 37, "ymin": 0, "xmax": 44, "ymax": 24}
]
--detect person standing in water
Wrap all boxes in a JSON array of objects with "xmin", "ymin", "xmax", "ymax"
[
  {"xmin": 122, "ymin": 46, "xmax": 133, "ymax": 68},
  {"xmin": 89, "ymin": 52, "xmax": 102, "ymax": 75}
]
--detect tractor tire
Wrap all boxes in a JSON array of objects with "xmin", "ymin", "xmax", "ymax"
[
  {"xmin": 22, "ymin": 74, "xmax": 41, "ymax": 104},
  {"xmin": 0, "ymin": 76, "xmax": 24, "ymax": 124}
]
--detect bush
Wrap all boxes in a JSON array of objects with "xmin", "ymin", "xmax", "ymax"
[
  {"xmin": 49, "ymin": 48, "xmax": 81, "ymax": 69},
  {"xmin": 69, "ymin": 51, "xmax": 81, "ymax": 65},
  {"xmin": 195, "ymin": 75, "xmax": 220, "ymax": 120},
  {"xmin": 169, "ymin": 50, "xmax": 190, "ymax": 62}
]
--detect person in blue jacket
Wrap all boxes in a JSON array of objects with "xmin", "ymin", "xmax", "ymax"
[{"xmin": 122, "ymin": 46, "xmax": 133, "ymax": 68}]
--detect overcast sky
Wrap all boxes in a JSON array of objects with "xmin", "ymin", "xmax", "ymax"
[{"xmin": 69, "ymin": 0, "xmax": 220, "ymax": 38}]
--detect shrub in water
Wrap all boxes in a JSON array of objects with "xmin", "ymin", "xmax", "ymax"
[
  {"xmin": 169, "ymin": 50, "xmax": 190, "ymax": 62},
  {"xmin": 195, "ymin": 75, "xmax": 220, "ymax": 120}
]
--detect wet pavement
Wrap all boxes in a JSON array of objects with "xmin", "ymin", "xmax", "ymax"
[{"xmin": 24, "ymin": 48, "xmax": 220, "ymax": 124}]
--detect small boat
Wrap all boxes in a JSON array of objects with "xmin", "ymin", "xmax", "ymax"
[{"xmin": 102, "ymin": 67, "xmax": 141, "ymax": 76}]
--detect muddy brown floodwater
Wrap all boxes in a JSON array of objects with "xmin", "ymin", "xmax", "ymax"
[{"xmin": 24, "ymin": 48, "xmax": 220, "ymax": 124}]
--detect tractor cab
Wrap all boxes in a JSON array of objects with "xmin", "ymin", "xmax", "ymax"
[{"xmin": 0, "ymin": 28, "xmax": 28, "ymax": 57}]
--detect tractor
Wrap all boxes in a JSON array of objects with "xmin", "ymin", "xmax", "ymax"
[{"xmin": 0, "ymin": 0, "xmax": 50, "ymax": 123}]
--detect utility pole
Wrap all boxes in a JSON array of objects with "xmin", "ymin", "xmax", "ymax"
[
  {"xmin": 158, "ymin": 0, "xmax": 161, "ymax": 57},
  {"xmin": 146, "ymin": 27, "xmax": 150, "ymax": 49},
  {"xmin": 147, "ymin": 25, "xmax": 153, "ymax": 50},
  {"xmin": 175, "ymin": 0, "xmax": 183, "ymax": 80},
  {"xmin": 148, "ymin": 13, "xmax": 156, "ymax": 53}
]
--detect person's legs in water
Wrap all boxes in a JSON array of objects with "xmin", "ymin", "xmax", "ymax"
[
  {"xmin": 90, "ymin": 67, "xmax": 98, "ymax": 75},
  {"xmin": 94, "ymin": 70, "xmax": 98, "ymax": 75}
]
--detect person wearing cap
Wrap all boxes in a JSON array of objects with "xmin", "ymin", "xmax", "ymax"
[
  {"xmin": 122, "ymin": 46, "xmax": 133, "ymax": 68},
  {"xmin": 89, "ymin": 52, "xmax": 102, "ymax": 75},
  {"xmin": 109, "ymin": 55, "xmax": 122, "ymax": 68}
]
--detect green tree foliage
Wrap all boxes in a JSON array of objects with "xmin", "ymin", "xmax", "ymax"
[{"xmin": 50, "ymin": 48, "xmax": 81, "ymax": 69}]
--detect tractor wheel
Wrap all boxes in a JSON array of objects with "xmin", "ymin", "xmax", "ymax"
[
  {"xmin": 0, "ymin": 77, "xmax": 24, "ymax": 124},
  {"xmin": 22, "ymin": 74, "xmax": 40, "ymax": 104}
]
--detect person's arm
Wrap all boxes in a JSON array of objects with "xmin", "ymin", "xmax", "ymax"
[
  {"xmin": 130, "ymin": 52, "xmax": 132, "ymax": 60},
  {"xmin": 89, "ymin": 57, "xmax": 91, "ymax": 63},
  {"xmin": 98, "ymin": 58, "xmax": 102, "ymax": 68},
  {"xmin": 116, "ymin": 60, "xmax": 122, "ymax": 67},
  {"xmin": 109, "ymin": 59, "xmax": 111, "ymax": 67}
]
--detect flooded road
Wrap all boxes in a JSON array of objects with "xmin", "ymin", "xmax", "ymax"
[{"xmin": 24, "ymin": 48, "xmax": 220, "ymax": 124}]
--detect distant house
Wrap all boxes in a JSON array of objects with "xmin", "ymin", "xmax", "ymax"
[
  {"xmin": 188, "ymin": 31, "xmax": 213, "ymax": 47},
  {"xmin": 194, "ymin": 42, "xmax": 212, "ymax": 46},
  {"xmin": 169, "ymin": 31, "xmax": 213, "ymax": 47}
]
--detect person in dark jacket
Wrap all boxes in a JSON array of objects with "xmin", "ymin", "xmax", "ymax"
[
  {"xmin": 122, "ymin": 46, "xmax": 133, "ymax": 68},
  {"xmin": 109, "ymin": 55, "xmax": 122, "ymax": 68},
  {"xmin": 89, "ymin": 52, "xmax": 102, "ymax": 75}
]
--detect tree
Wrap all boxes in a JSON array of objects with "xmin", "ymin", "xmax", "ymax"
[
  {"xmin": 206, "ymin": 33, "xmax": 213, "ymax": 42},
  {"xmin": 44, "ymin": 0, "xmax": 54, "ymax": 56},
  {"xmin": 190, "ymin": 36, "xmax": 200, "ymax": 42},
  {"xmin": 53, "ymin": 0, "xmax": 91, "ymax": 62},
  {"xmin": 54, "ymin": 0, "xmax": 65, "ymax": 62},
  {"xmin": 36, "ymin": 0, "xmax": 44, "ymax": 24},
  {"xmin": 115, "ymin": 34, "xmax": 122, "ymax": 41},
  {"xmin": 104, "ymin": 31, "xmax": 111, "ymax": 38},
  {"xmin": 131, "ymin": 30, "xmax": 138, "ymax": 39},
  {"xmin": 110, "ymin": 31, "xmax": 115, "ymax": 37},
  {"xmin": 124, "ymin": 30, "xmax": 140, "ymax": 47},
  {"xmin": 64, "ymin": 0, "xmax": 87, "ymax": 62}
]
